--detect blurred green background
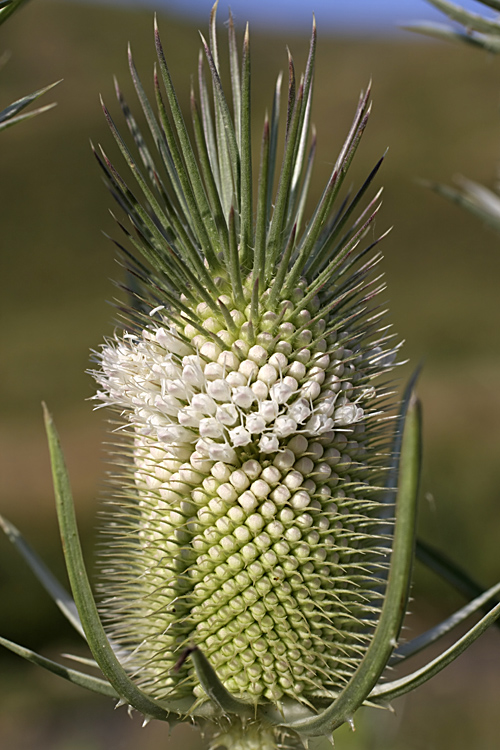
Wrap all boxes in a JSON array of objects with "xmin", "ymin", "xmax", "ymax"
[{"xmin": 1, "ymin": 1, "xmax": 500, "ymax": 748}]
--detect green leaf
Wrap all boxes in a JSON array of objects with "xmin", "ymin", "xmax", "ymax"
[
  {"xmin": 0, "ymin": 0, "xmax": 30, "ymax": 26},
  {"xmin": 61, "ymin": 652, "xmax": 100, "ymax": 668},
  {"xmin": 284, "ymin": 378, "xmax": 422, "ymax": 736},
  {"xmin": 266, "ymin": 72, "xmax": 283, "ymax": 225},
  {"xmin": 0, "ymin": 635, "xmax": 118, "ymax": 698},
  {"xmin": 383, "ymin": 366, "xmax": 422, "ymax": 501},
  {"xmin": 228, "ymin": 9, "xmax": 241, "ymax": 148},
  {"xmin": 390, "ymin": 580, "xmax": 500, "ymax": 664},
  {"xmin": 228, "ymin": 205, "xmax": 244, "ymax": 306},
  {"xmin": 480, "ymin": 0, "xmax": 500, "ymax": 11},
  {"xmin": 309, "ymin": 153, "xmax": 386, "ymax": 279},
  {"xmin": 291, "ymin": 125, "xmax": 317, "ymax": 239},
  {"xmin": 188, "ymin": 647, "xmax": 254, "ymax": 718},
  {"xmin": 127, "ymin": 47, "xmax": 189, "ymax": 219},
  {"xmin": 198, "ymin": 48, "xmax": 221, "ymax": 196},
  {"xmin": 284, "ymin": 47, "xmax": 315, "ymax": 236},
  {"xmin": 200, "ymin": 32, "xmax": 241, "ymax": 211},
  {"xmin": 253, "ymin": 114, "xmax": 270, "ymax": 293},
  {"xmin": 292, "ymin": 202, "xmax": 382, "ymax": 309},
  {"xmin": 370, "ymin": 600, "xmax": 500, "ymax": 703},
  {"xmin": 43, "ymin": 403, "xmax": 173, "ymax": 721},
  {"xmin": 95, "ymin": 143, "xmax": 222, "ymax": 316},
  {"xmin": 416, "ymin": 538, "xmax": 500, "ymax": 628},
  {"xmin": 154, "ymin": 16, "xmax": 221, "ymax": 272},
  {"xmin": 285, "ymin": 83, "xmax": 371, "ymax": 289},
  {"xmin": 265, "ymin": 23, "xmax": 316, "ymax": 279},
  {"xmin": 239, "ymin": 24, "xmax": 253, "ymax": 267},
  {"xmin": 207, "ymin": 1, "xmax": 235, "ymax": 219},
  {"xmin": 101, "ymin": 96, "xmax": 217, "ymax": 294},
  {"xmin": 426, "ymin": 0, "xmax": 500, "ymax": 35},
  {"xmin": 0, "ymin": 80, "xmax": 59, "ymax": 132},
  {"xmin": 402, "ymin": 22, "xmax": 500, "ymax": 52},
  {"xmin": 0, "ymin": 513, "xmax": 85, "ymax": 639},
  {"xmin": 190, "ymin": 85, "xmax": 229, "ymax": 260},
  {"xmin": 424, "ymin": 177, "xmax": 500, "ymax": 232}
]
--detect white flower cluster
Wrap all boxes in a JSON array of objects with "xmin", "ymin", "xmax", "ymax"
[{"xmin": 95, "ymin": 322, "xmax": 367, "ymax": 464}]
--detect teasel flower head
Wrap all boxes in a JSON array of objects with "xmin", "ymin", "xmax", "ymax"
[
  {"xmin": 3, "ymin": 5, "xmax": 500, "ymax": 749},
  {"xmin": 91, "ymin": 4, "xmax": 405, "ymax": 738}
]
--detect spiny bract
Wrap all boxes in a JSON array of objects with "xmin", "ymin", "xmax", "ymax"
[{"xmin": 93, "ymin": 1, "xmax": 398, "ymax": 735}]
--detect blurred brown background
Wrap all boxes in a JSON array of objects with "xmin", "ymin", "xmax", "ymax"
[{"xmin": 1, "ymin": 1, "xmax": 500, "ymax": 748}]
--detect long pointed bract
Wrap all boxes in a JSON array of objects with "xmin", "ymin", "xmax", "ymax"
[{"xmin": 43, "ymin": 404, "xmax": 172, "ymax": 721}]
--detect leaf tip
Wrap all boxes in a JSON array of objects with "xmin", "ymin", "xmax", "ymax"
[{"xmin": 41, "ymin": 400, "xmax": 51, "ymax": 425}]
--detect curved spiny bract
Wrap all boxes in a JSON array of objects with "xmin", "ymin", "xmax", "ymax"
[{"xmin": 92, "ymin": 5, "xmax": 400, "ymax": 742}]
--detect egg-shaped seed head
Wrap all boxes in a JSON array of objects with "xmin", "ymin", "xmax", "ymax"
[{"xmin": 93, "ymin": 8, "xmax": 400, "ymax": 715}]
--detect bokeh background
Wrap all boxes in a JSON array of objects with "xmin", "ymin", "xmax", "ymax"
[{"xmin": 1, "ymin": 0, "xmax": 500, "ymax": 748}]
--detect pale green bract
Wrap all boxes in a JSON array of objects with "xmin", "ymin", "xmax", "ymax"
[{"xmin": 2, "ymin": 5, "xmax": 500, "ymax": 750}]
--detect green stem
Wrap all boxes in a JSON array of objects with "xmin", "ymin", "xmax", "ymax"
[{"xmin": 207, "ymin": 718, "xmax": 278, "ymax": 750}]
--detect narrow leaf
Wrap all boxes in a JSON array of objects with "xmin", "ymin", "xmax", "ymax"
[
  {"xmin": 0, "ymin": 102, "xmax": 57, "ymax": 132},
  {"xmin": 479, "ymin": 0, "xmax": 500, "ymax": 11},
  {"xmin": 425, "ymin": 178, "xmax": 500, "ymax": 231},
  {"xmin": 402, "ymin": 22, "xmax": 500, "ymax": 51},
  {"xmin": 228, "ymin": 205, "xmax": 244, "ymax": 306},
  {"xmin": 292, "ymin": 86, "xmax": 372, "ymax": 284},
  {"xmin": 416, "ymin": 538, "xmax": 500, "ymax": 628},
  {"xmin": 285, "ymin": 49, "xmax": 296, "ymax": 141},
  {"xmin": 239, "ymin": 24, "xmax": 253, "ymax": 266},
  {"xmin": 390, "ymin": 580, "xmax": 500, "ymax": 664},
  {"xmin": 114, "ymin": 77, "xmax": 158, "ymax": 186},
  {"xmin": 426, "ymin": 0, "xmax": 500, "ymax": 35},
  {"xmin": 371, "ymin": 601, "xmax": 500, "ymax": 703},
  {"xmin": 198, "ymin": 49, "xmax": 221, "ymax": 194},
  {"xmin": 206, "ymin": 0, "xmax": 234, "ymax": 218},
  {"xmin": 265, "ymin": 82, "xmax": 304, "ymax": 276},
  {"xmin": 253, "ymin": 114, "xmax": 270, "ymax": 293},
  {"xmin": 0, "ymin": 79, "xmax": 59, "ymax": 130},
  {"xmin": 0, "ymin": 80, "xmax": 60, "ymax": 123},
  {"xmin": 43, "ymin": 404, "xmax": 172, "ymax": 721},
  {"xmin": 189, "ymin": 647, "xmax": 254, "ymax": 717},
  {"xmin": 265, "ymin": 23, "xmax": 316, "ymax": 277},
  {"xmin": 228, "ymin": 9, "xmax": 241, "ymax": 147},
  {"xmin": 128, "ymin": 48, "xmax": 189, "ymax": 218},
  {"xmin": 291, "ymin": 125, "xmax": 317, "ymax": 238},
  {"xmin": 0, "ymin": 636, "xmax": 118, "ymax": 698},
  {"xmin": 190, "ymin": 86, "xmax": 229, "ymax": 257},
  {"xmin": 0, "ymin": 0, "xmax": 30, "ymax": 25},
  {"xmin": 154, "ymin": 17, "xmax": 221, "ymax": 270},
  {"xmin": 200, "ymin": 32, "xmax": 241, "ymax": 207},
  {"xmin": 0, "ymin": 514, "xmax": 85, "ymax": 638},
  {"xmin": 310, "ymin": 154, "xmax": 386, "ymax": 277},
  {"xmin": 102, "ymin": 97, "xmax": 210, "ymax": 283},
  {"xmin": 266, "ymin": 72, "xmax": 283, "ymax": 223},
  {"xmin": 268, "ymin": 223, "xmax": 297, "ymax": 309}
]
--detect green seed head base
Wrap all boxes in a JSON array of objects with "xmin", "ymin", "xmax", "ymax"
[
  {"xmin": 92, "ymin": 4, "xmax": 399, "ymax": 720},
  {"xmin": 207, "ymin": 717, "xmax": 296, "ymax": 750}
]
